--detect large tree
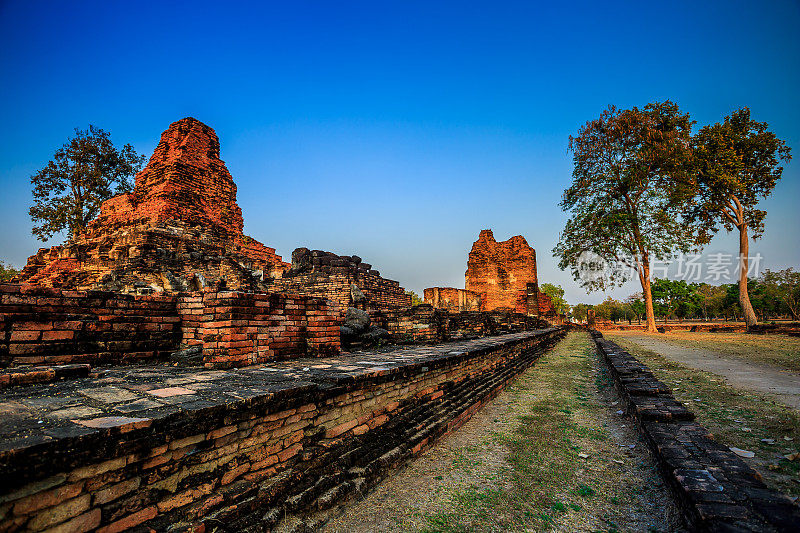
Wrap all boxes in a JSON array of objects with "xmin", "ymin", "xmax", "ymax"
[
  {"xmin": 29, "ymin": 125, "xmax": 145, "ymax": 242},
  {"xmin": 686, "ymin": 108, "xmax": 791, "ymax": 327},
  {"xmin": 554, "ymin": 101, "xmax": 696, "ymax": 332}
]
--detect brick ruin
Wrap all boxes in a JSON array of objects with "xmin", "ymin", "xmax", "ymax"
[
  {"xmin": 425, "ymin": 229, "xmax": 556, "ymax": 317},
  {"xmin": 423, "ymin": 287, "xmax": 481, "ymax": 313},
  {"xmin": 0, "ymin": 118, "xmax": 570, "ymax": 533},
  {"xmin": 3, "ymin": 115, "xmax": 799, "ymax": 532},
  {"xmin": 0, "ymin": 284, "xmax": 340, "ymax": 371},
  {"xmin": 17, "ymin": 117, "xmax": 290, "ymax": 293},
  {"xmin": 269, "ymin": 247, "xmax": 411, "ymax": 314},
  {"xmin": 0, "ymin": 330, "xmax": 564, "ymax": 532}
]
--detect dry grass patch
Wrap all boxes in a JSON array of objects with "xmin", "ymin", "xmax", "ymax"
[
  {"xmin": 607, "ymin": 334, "xmax": 800, "ymax": 499},
  {"xmin": 414, "ymin": 331, "xmax": 682, "ymax": 532},
  {"xmin": 611, "ymin": 330, "xmax": 800, "ymax": 371}
]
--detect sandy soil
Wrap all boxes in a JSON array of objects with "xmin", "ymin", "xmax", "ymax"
[{"xmin": 613, "ymin": 333, "xmax": 800, "ymax": 411}]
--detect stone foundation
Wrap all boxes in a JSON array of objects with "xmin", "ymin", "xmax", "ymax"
[
  {"xmin": 375, "ymin": 305, "xmax": 550, "ymax": 344},
  {"xmin": 0, "ymin": 329, "xmax": 563, "ymax": 532}
]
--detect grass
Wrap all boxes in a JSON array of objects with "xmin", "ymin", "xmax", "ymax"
[
  {"xmin": 417, "ymin": 332, "xmax": 681, "ymax": 532},
  {"xmin": 607, "ymin": 334, "xmax": 800, "ymax": 498},
  {"xmin": 611, "ymin": 330, "xmax": 800, "ymax": 371}
]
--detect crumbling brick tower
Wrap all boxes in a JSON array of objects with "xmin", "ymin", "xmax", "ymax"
[
  {"xmin": 465, "ymin": 229, "xmax": 554, "ymax": 316},
  {"xmin": 17, "ymin": 117, "xmax": 289, "ymax": 292}
]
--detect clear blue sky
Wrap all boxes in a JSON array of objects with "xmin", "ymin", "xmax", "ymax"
[{"xmin": 1, "ymin": 0, "xmax": 798, "ymax": 304}]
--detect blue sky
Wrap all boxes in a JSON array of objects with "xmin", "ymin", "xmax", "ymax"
[{"xmin": 1, "ymin": 0, "xmax": 798, "ymax": 304}]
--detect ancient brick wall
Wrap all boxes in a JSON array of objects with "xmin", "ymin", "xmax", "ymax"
[
  {"xmin": 373, "ymin": 305, "xmax": 551, "ymax": 344},
  {"xmin": 0, "ymin": 285, "xmax": 340, "ymax": 369},
  {"xmin": 423, "ymin": 287, "xmax": 481, "ymax": 313},
  {"xmin": 537, "ymin": 290, "xmax": 555, "ymax": 316},
  {"xmin": 465, "ymin": 230, "xmax": 538, "ymax": 314},
  {"xmin": 199, "ymin": 291, "xmax": 340, "ymax": 368},
  {"xmin": 0, "ymin": 330, "xmax": 563, "ymax": 532},
  {"xmin": 270, "ymin": 248, "xmax": 411, "ymax": 314},
  {"xmin": 17, "ymin": 118, "xmax": 289, "ymax": 292}
]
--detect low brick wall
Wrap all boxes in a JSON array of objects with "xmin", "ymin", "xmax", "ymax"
[
  {"xmin": 1, "ymin": 285, "xmax": 341, "ymax": 369},
  {"xmin": 195, "ymin": 291, "xmax": 340, "ymax": 367},
  {"xmin": 270, "ymin": 270, "xmax": 410, "ymax": 315},
  {"xmin": 592, "ymin": 331, "xmax": 800, "ymax": 532},
  {"xmin": 0, "ymin": 329, "xmax": 563, "ymax": 532},
  {"xmin": 0, "ymin": 284, "xmax": 181, "ymax": 367},
  {"xmin": 374, "ymin": 304, "xmax": 550, "ymax": 343}
]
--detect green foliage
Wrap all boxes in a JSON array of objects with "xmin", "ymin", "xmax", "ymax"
[
  {"xmin": 594, "ymin": 297, "xmax": 637, "ymax": 323},
  {"xmin": 0, "ymin": 261, "xmax": 19, "ymax": 282},
  {"xmin": 554, "ymin": 101, "xmax": 697, "ymax": 293},
  {"xmin": 405, "ymin": 290, "xmax": 425, "ymax": 306},
  {"xmin": 29, "ymin": 125, "xmax": 145, "ymax": 242},
  {"xmin": 684, "ymin": 108, "xmax": 792, "ymax": 242},
  {"xmin": 761, "ymin": 269, "xmax": 800, "ymax": 320},
  {"xmin": 571, "ymin": 303, "xmax": 592, "ymax": 322},
  {"xmin": 682, "ymin": 108, "xmax": 792, "ymax": 326},
  {"xmin": 691, "ymin": 282, "xmax": 727, "ymax": 319},
  {"xmin": 625, "ymin": 293, "xmax": 645, "ymax": 323},
  {"xmin": 650, "ymin": 278, "xmax": 701, "ymax": 320},
  {"xmin": 539, "ymin": 283, "xmax": 568, "ymax": 314}
]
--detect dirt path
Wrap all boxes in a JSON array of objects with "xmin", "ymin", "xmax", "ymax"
[
  {"xmin": 616, "ymin": 334, "xmax": 800, "ymax": 411},
  {"xmin": 322, "ymin": 332, "xmax": 684, "ymax": 532}
]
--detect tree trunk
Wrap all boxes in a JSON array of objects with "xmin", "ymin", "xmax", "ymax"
[
  {"xmin": 639, "ymin": 262, "xmax": 658, "ymax": 333},
  {"xmin": 738, "ymin": 223, "xmax": 758, "ymax": 328}
]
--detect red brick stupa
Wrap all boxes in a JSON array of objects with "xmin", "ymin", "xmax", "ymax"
[
  {"xmin": 465, "ymin": 229, "xmax": 554, "ymax": 316},
  {"xmin": 18, "ymin": 118, "xmax": 289, "ymax": 292}
]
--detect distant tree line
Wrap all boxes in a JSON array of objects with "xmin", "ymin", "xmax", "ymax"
[{"xmin": 573, "ymin": 268, "xmax": 800, "ymax": 324}]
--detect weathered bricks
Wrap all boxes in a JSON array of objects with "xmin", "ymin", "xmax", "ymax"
[
  {"xmin": 270, "ymin": 249, "xmax": 411, "ymax": 316},
  {"xmin": 1, "ymin": 285, "xmax": 340, "ymax": 370},
  {"xmin": 465, "ymin": 229, "xmax": 538, "ymax": 314},
  {"xmin": 0, "ymin": 329, "xmax": 563, "ymax": 532},
  {"xmin": 592, "ymin": 331, "xmax": 800, "ymax": 532},
  {"xmin": 424, "ymin": 230, "xmax": 556, "ymax": 319}
]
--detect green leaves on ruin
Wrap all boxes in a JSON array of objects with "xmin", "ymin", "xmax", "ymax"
[
  {"xmin": 405, "ymin": 290, "xmax": 425, "ymax": 306},
  {"xmin": 539, "ymin": 283, "xmax": 569, "ymax": 315},
  {"xmin": 678, "ymin": 108, "xmax": 791, "ymax": 327},
  {"xmin": 554, "ymin": 101, "xmax": 698, "ymax": 332},
  {"xmin": 0, "ymin": 260, "xmax": 19, "ymax": 282},
  {"xmin": 29, "ymin": 125, "xmax": 145, "ymax": 242}
]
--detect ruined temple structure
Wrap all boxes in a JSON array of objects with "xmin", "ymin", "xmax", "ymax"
[
  {"xmin": 423, "ymin": 287, "xmax": 481, "ymax": 313},
  {"xmin": 270, "ymin": 247, "xmax": 411, "ymax": 314},
  {"xmin": 16, "ymin": 117, "xmax": 290, "ymax": 292},
  {"xmin": 425, "ymin": 229, "xmax": 555, "ymax": 317}
]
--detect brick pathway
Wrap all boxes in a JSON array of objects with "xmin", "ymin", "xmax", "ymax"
[{"xmin": 0, "ymin": 330, "xmax": 553, "ymax": 451}]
